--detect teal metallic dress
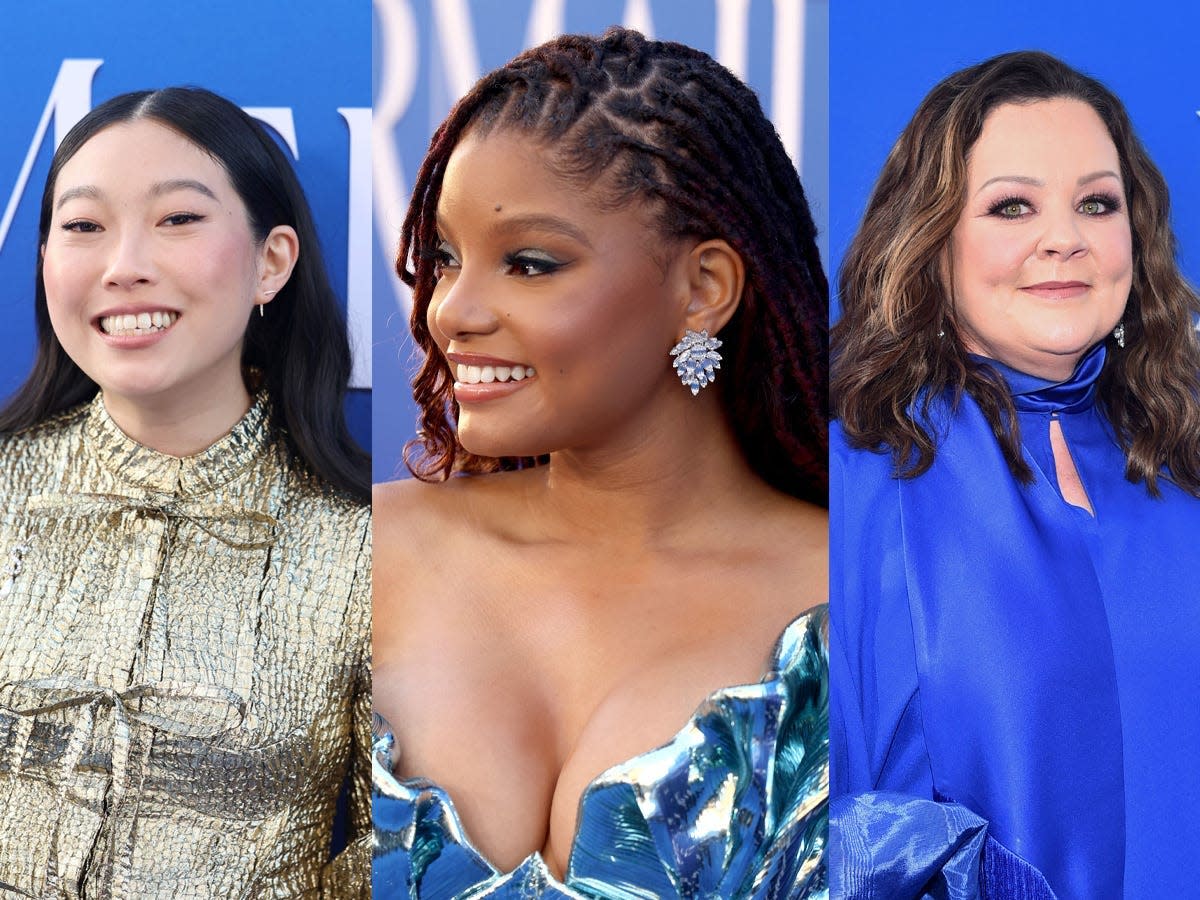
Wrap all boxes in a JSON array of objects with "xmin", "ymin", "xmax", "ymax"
[{"xmin": 371, "ymin": 608, "xmax": 829, "ymax": 899}]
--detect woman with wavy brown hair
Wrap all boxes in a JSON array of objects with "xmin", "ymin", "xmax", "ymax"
[
  {"xmin": 830, "ymin": 51, "xmax": 1200, "ymax": 899},
  {"xmin": 373, "ymin": 27, "xmax": 829, "ymax": 898}
]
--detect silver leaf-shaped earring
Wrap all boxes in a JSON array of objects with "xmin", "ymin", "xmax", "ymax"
[
  {"xmin": 670, "ymin": 329, "xmax": 722, "ymax": 396},
  {"xmin": 1113, "ymin": 322, "xmax": 1125, "ymax": 349}
]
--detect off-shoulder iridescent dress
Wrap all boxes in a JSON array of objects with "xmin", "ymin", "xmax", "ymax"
[
  {"xmin": 0, "ymin": 393, "xmax": 371, "ymax": 898},
  {"xmin": 372, "ymin": 607, "xmax": 829, "ymax": 899}
]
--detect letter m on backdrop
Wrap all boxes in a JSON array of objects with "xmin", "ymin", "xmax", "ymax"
[{"xmin": 0, "ymin": 60, "xmax": 103, "ymax": 253}]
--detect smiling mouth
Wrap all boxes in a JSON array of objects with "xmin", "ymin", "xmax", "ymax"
[
  {"xmin": 455, "ymin": 363, "xmax": 536, "ymax": 384},
  {"xmin": 98, "ymin": 311, "xmax": 179, "ymax": 336},
  {"xmin": 1021, "ymin": 281, "xmax": 1090, "ymax": 300}
]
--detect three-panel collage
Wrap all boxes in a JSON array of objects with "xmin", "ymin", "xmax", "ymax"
[{"xmin": 1, "ymin": 1, "xmax": 1198, "ymax": 897}]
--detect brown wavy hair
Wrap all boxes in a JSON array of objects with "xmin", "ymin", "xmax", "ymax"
[
  {"xmin": 397, "ymin": 28, "xmax": 828, "ymax": 505},
  {"xmin": 833, "ymin": 50, "xmax": 1200, "ymax": 496}
]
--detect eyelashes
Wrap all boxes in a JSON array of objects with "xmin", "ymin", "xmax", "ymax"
[
  {"xmin": 160, "ymin": 212, "xmax": 205, "ymax": 226},
  {"xmin": 987, "ymin": 196, "xmax": 1032, "ymax": 219},
  {"xmin": 501, "ymin": 251, "xmax": 563, "ymax": 277},
  {"xmin": 986, "ymin": 192, "xmax": 1124, "ymax": 219},
  {"xmin": 422, "ymin": 240, "xmax": 566, "ymax": 279},
  {"xmin": 61, "ymin": 220, "xmax": 101, "ymax": 233},
  {"xmin": 1077, "ymin": 193, "xmax": 1122, "ymax": 216},
  {"xmin": 59, "ymin": 212, "xmax": 206, "ymax": 233}
]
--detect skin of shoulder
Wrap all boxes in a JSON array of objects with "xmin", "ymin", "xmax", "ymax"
[{"xmin": 372, "ymin": 472, "xmax": 518, "ymax": 632}]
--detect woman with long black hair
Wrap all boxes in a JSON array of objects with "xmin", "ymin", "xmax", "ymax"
[{"xmin": 0, "ymin": 87, "xmax": 370, "ymax": 897}]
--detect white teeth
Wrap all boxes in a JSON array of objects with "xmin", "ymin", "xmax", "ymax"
[
  {"xmin": 100, "ymin": 310, "xmax": 177, "ymax": 336},
  {"xmin": 454, "ymin": 361, "xmax": 535, "ymax": 385}
]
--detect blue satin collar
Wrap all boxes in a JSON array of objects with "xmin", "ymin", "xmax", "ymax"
[{"xmin": 971, "ymin": 343, "xmax": 1106, "ymax": 416}]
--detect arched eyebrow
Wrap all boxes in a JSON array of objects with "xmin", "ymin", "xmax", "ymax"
[
  {"xmin": 488, "ymin": 213, "xmax": 593, "ymax": 248},
  {"xmin": 55, "ymin": 185, "xmax": 101, "ymax": 210},
  {"xmin": 436, "ymin": 211, "xmax": 594, "ymax": 249},
  {"xmin": 975, "ymin": 170, "xmax": 1122, "ymax": 194},
  {"xmin": 1076, "ymin": 170, "xmax": 1122, "ymax": 187},
  {"xmin": 55, "ymin": 178, "xmax": 218, "ymax": 211},
  {"xmin": 149, "ymin": 178, "xmax": 219, "ymax": 200}
]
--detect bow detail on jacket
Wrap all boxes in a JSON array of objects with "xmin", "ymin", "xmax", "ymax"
[{"xmin": 27, "ymin": 491, "xmax": 280, "ymax": 550}]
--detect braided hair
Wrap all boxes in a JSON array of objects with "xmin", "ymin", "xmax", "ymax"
[{"xmin": 399, "ymin": 27, "xmax": 827, "ymax": 505}]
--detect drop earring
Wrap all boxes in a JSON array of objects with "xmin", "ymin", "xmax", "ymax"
[
  {"xmin": 670, "ymin": 329, "xmax": 722, "ymax": 395},
  {"xmin": 1113, "ymin": 322, "xmax": 1125, "ymax": 349}
]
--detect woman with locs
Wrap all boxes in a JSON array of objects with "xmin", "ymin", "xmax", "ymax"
[{"xmin": 373, "ymin": 28, "xmax": 830, "ymax": 899}]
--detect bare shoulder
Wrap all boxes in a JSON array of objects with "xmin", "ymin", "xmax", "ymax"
[
  {"xmin": 374, "ymin": 470, "xmax": 533, "ymax": 542},
  {"xmin": 373, "ymin": 477, "xmax": 453, "ymax": 547},
  {"xmin": 779, "ymin": 495, "xmax": 828, "ymax": 559},
  {"xmin": 372, "ymin": 471, "xmax": 535, "ymax": 606},
  {"xmin": 746, "ymin": 488, "xmax": 828, "ymax": 620}
]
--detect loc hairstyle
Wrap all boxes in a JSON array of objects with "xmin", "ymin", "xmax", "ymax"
[
  {"xmin": 834, "ymin": 50, "xmax": 1200, "ymax": 496},
  {"xmin": 0, "ymin": 87, "xmax": 369, "ymax": 503},
  {"xmin": 398, "ymin": 27, "xmax": 828, "ymax": 505}
]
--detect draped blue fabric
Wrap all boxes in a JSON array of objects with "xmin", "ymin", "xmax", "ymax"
[
  {"xmin": 832, "ymin": 343, "xmax": 1200, "ymax": 898},
  {"xmin": 373, "ymin": 611, "xmax": 830, "ymax": 899}
]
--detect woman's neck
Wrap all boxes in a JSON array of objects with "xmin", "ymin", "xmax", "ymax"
[
  {"xmin": 531, "ymin": 393, "xmax": 778, "ymax": 550},
  {"xmin": 101, "ymin": 381, "xmax": 253, "ymax": 458}
]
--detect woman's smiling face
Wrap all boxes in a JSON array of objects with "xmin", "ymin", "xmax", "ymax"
[
  {"xmin": 427, "ymin": 127, "xmax": 693, "ymax": 460},
  {"xmin": 948, "ymin": 97, "xmax": 1133, "ymax": 380},
  {"xmin": 41, "ymin": 119, "xmax": 268, "ymax": 421}
]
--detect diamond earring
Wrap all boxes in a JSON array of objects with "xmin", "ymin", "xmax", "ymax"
[
  {"xmin": 670, "ymin": 329, "xmax": 722, "ymax": 395},
  {"xmin": 1113, "ymin": 322, "xmax": 1125, "ymax": 349}
]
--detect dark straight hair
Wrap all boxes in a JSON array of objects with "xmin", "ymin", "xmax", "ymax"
[{"xmin": 0, "ymin": 87, "xmax": 369, "ymax": 503}]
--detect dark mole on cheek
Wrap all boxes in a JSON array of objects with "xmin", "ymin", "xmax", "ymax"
[{"xmin": 494, "ymin": 204, "xmax": 502, "ymax": 212}]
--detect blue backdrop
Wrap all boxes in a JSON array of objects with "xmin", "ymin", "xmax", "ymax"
[
  {"xmin": 0, "ymin": 1, "xmax": 371, "ymax": 449},
  {"xmin": 830, "ymin": 0, "xmax": 1200, "ymax": 310},
  {"xmin": 371, "ymin": 0, "xmax": 830, "ymax": 482}
]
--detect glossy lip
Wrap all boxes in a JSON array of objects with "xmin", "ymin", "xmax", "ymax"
[
  {"xmin": 453, "ymin": 377, "xmax": 534, "ymax": 403},
  {"xmin": 445, "ymin": 349, "xmax": 538, "ymax": 403},
  {"xmin": 1020, "ymin": 280, "xmax": 1090, "ymax": 300},
  {"xmin": 93, "ymin": 306, "xmax": 181, "ymax": 349}
]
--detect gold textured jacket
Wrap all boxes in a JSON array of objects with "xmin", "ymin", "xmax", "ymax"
[{"xmin": 0, "ymin": 394, "xmax": 370, "ymax": 899}]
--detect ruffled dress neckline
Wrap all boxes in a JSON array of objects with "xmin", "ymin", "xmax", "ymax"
[{"xmin": 372, "ymin": 607, "xmax": 829, "ymax": 898}]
